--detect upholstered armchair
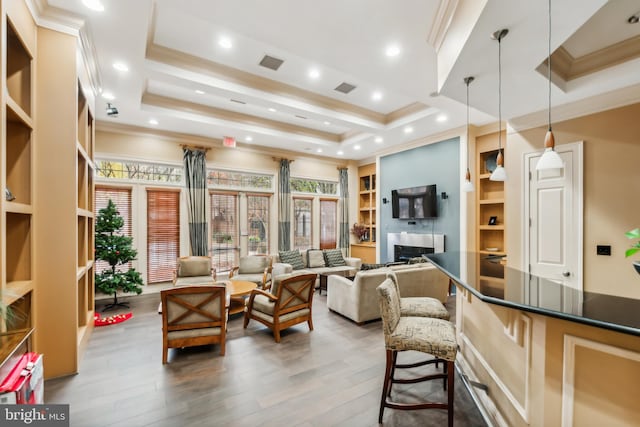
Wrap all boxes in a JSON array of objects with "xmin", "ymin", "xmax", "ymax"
[
  {"xmin": 243, "ymin": 272, "xmax": 316, "ymax": 342},
  {"xmin": 229, "ymin": 255, "xmax": 273, "ymax": 289},
  {"xmin": 173, "ymin": 256, "xmax": 216, "ymax": 286},
  {"xmin": 161, "ymin": 285, "xmax": 227, "ymax": 363}
]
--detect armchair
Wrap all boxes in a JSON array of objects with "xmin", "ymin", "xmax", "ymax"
[
  {"xmin": 173, "ymin": 256, "xmax": 216, "ymax": 286},
  {"xmin": 161, "ymin": 285, "xmax": 227, "ymax": 363},
  {"xmin": 229, "ymin": 255, "xmax": 273, "ymax": 289},
  {"xmin": 243, "ymin": 272, "xmax": 316, "ymax": 342}
]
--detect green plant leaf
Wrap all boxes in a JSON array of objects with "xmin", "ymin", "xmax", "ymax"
[
  {"xmin": 625, "ymin": 228, "xmax": 640, "ymax": 239},
  {"xmin": 626, "ymin": 247, "xmax": 640, "ymax": 258}
]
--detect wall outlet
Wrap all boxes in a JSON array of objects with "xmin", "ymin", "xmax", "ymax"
[{"xmin": 596, "ymin": 245, "xmax": 611, "ymax": 256}]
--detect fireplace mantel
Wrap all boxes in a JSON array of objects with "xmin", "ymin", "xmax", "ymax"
[{"xmin": 386, "ymin": 232, "xmax": 445, "ymax": 262}]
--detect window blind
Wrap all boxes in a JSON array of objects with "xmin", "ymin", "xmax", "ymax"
[
  {"xmin": 95, "ymin": 186, "xmax": 132, "ymax": 274},
  {"xmin": 210, "ymin": 192, "xmax": 239, "ymax": 272},
  {"xmin": 147, "ymin": 189, "xmax": 180, "ymax": 283},
  {"xmin": 320, "ymin": 199, "xmax": 337, "ymax": 249}
]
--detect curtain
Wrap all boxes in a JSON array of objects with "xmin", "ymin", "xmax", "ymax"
[
  {"xmin": 183, "ymin": 148, "xmax": 208, "ymax": 256},
  {"xmin": 278, "ymin": 159, "xmax": 291, "ymax": 251},
  {"xmin": 338, "ymin": 168, "xmax": 349, "ymax": 254}
]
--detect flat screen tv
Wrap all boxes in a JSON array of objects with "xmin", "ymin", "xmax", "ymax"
[{"xmin": 391, "ymin": 184, "xmax": 437, "ymax": 219}]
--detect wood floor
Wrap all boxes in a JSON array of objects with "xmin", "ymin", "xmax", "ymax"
[{"xmin": 45, "ymin": 291, "xmax": 487, "ymax": 427}]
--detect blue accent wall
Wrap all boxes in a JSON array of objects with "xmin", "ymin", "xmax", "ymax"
[{"xmin": 379, "ymin": 137, "xmax": 460, "ymax": 270}]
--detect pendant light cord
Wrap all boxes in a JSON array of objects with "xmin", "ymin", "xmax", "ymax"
[
  {"xmin": 498, "ymin": 35, "xmax": 502, "ymax": 152},
  {"xmin": 548, "ymin": 0, "xmax": 552, "ymax": 131},
  {"xmin": 466, "ymin": 80, "xmax": 470, "ymax": 170}
]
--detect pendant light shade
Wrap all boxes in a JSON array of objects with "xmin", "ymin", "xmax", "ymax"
[
  {"xmin": 536, "ymin": 0, "xmax": 564, "ymax": 171},
  {"xmin": 490, "ymin": 29, "xmax": 508, "ymax": 182},
  {"xmin": 463, "ymin": 76, "xmax": 474, "ymax": 193}
]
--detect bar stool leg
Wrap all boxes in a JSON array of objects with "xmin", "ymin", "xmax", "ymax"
[
  {"xmin": 447, "ymin": 360, "xmax": 455, "ymax": 427},
  {"xmin": 379, "ymin": 349, "xmax": 394, "ymax": 423},
  {"xmin": 387, "ymin": 351, "xmax": 399, "ymax": 398}
]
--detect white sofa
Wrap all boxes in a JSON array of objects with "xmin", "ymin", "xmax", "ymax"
[{"xmin": 326, "ymin": 263, "xmax": 449, "ymax": 324}]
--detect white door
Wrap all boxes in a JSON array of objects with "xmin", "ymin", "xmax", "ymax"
[{"xmin": 524, "ymin": 141, "xmax": 583, "ymax": 291}]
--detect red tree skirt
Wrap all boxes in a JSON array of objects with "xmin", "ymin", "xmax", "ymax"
[{"xmin": 94, "ymin": 312, "xmax": 132, "ymax": 327}]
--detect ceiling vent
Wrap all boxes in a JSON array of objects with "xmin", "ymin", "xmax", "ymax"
[
  {"xmin": 259, "ymin": 55, "xmax": 284, "ymax": 71},
  {"xmin": 230, "ymin": 99, "xmax": 246, "ymax": 104},
  {"xmin": 334, "ymin": 82, "xmax": 357, "ymax": 94}
]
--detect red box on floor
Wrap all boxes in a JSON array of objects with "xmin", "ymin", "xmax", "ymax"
[{"xmin": 0, "ymin": 352, "xmax": 43, "ymax": 404}]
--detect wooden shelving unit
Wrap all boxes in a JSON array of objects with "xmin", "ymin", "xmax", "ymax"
[
  {"xmin": 1, "ymin": 0, "xmax": 36, "ymax": 365},
  {"xmin": 34, "ymin": 25, "xmax": 95, "ymax": 378},
  {"xmin": 351, "ymin": 163, "xmax": 377, "ymax": 263},
  {"xmin": 475, "ymin": 133, "xmax": 506, "ymax": 298}
]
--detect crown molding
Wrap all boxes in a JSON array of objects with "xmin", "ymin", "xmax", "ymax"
[
  {"xmin": 25, "ymin": 0, "xmax": 102, "ymax": 97},
  {"xmin": 427, "ymin": 0, "xmax": 459, "ymax": 53}
]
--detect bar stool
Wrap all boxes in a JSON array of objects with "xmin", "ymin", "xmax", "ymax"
[
  {"xmin": 386, "ymin": 271, "xmax": 451, "ymax": 320},
  {"xmin": 376, "ymin": 278, "xmax": 457, "ymax": 426}
]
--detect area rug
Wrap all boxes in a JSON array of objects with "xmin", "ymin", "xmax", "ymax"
[{"xmin": 94, "ymin": 312, "xmax": 132, "ymax": 327}]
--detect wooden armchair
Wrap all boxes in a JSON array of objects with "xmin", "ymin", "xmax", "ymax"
[
  {"xmin": 243, "ymin": 272, "xmax": 316, "ymax": 342},
  {"xmin": 161, "ymin": 285, "xmax": 227, "ymax": 363},
  {"xmin": 173, "ymin": 256, "xmax": 217, "ymax": 286},
  {"xmin": 229, "ymin": 255, "xmax": 273, "ymax": 290}
]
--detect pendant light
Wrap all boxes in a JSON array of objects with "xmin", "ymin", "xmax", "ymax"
[
  {"xmin": 536, "ymin": 0, "xmax": 564, "ymax": 170},
  {"xmin": 462, "ymin": 76, "xmax": 475, "ymax": 192},
  {"xmin": 490, "ymin": 29, "xmax": 508, "ymax": 182}
]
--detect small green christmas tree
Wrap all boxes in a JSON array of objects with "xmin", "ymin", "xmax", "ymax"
[{"xmin": 95, "ymin": 199, "xmax": 143, "ymax": 311}]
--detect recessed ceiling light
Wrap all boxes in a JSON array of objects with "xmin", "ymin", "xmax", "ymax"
[
  {"xmin": 374, "ymin": 136, "xmax": 383, "ymax": 143},
  {"xmin": 308, "ymin": 68, "xmax": 320, "ymax": 79},
  {"xmin": 268, "ymin": 107, "xmax": 277, "ymax": 112},
  {"xmin": 148, "ymin": 119, "xmax": 158, "ymax": 125},
  {"xmin": 354, "ymin": 145, "xmax": 361, "ymax": 150},
  {"xmin": 404, "ymin": 126, "xmax": 414, "ymax": 134},
  {"xmin": 323, "ymin": 121, "xmax": 331, "ymax": 125},
  {"xmin": 436, "ymin": 114, "xmax": 448, "ymax": 122},
  {"xmin": 218, "ymin": 36, "xmax": 233, "ymax": 49},
  {"xmin": 372, "ymin": 91, "xmax": 383, "ymax": 101},
  {"xmin": 195, "ymin": 89, "xmax": 205, "ymax": 95},
  {"xmin": 385, "ymin": 44, "xmax": 401, "ymax": 57},
  {"xmin": 112, "ymin": 62, "xmax": 129, "ymax": 72},
  {"xmin": 101, "ymin": 91, "xmax": 115, "ymax": 100},
  {"xmin": 337, "ymin": 151, "xmax": 344, "ymax": 155},
  {"xmin": 246, "ymin": 136, "xmax": 253, "ymax": 142},
  {"xmin": 82, "ymin": 0, "xmax": 104, "ymax": 11},
  {"xmin": 316, "ymin": 148, "xmax": 323, "ymax": 153}
]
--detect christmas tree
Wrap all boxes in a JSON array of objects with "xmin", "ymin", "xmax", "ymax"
[{"xmin": 95, "ymin": 199, "xmax": 143, "ymax": 310}]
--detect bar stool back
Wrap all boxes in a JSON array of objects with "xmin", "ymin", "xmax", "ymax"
[{"xmin": 376, "ymin": 278, "xmax": 457, "ymax": 426}]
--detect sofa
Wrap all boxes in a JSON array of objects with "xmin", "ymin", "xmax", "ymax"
[
  {"xmin": 326, "ymin": 262, "xmax": 449, "ymax": 324},
  {"xmin": 271, "ymin": 249, "xmax": 362, "ymax": 286}
]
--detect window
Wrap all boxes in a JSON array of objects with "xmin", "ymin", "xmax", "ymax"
[
  {"xmin": 95, "ymin": 187, "xmax": 132, "ymax": 274},
  {"xmin": 320, "ymin": 199, "xmax": 337, "ymax": 249},
  {"xmin": 290, "ymin": 178, "xmax": 337, "ymax": 195},
  {"xmin": 247, "ymin": 194, "xmax": 270, "ymax": 255},
  {"xmin": 96, "ymin": 159, "xmax": 183, "ymax": 183},
  {"xmin": 293, "ymin": 197, "xmax": 312, "ymax": 251},
  {"xmin": 211, "ymin": 192, "xmax": 239, "ymax": 272},
  {"xmin": 207, "ymin": 169, "xmax": 273, "ymax": 190},
  {"xmin": 147, "ymin": 190, "xmax": 180, "ymax": 283}
]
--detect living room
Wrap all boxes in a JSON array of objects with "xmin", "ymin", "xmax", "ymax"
[{"xmin": 1, "ymin": 0, "xmax": 640, "ymax": 426}]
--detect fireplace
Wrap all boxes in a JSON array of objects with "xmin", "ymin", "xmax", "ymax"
[
  {"xmin": 394, "ymin": 245, "xmax": 434, "ymax": 262},
  {"xmin": 386, "ymin": 232, "xmax": 445, "ymax": 263}
]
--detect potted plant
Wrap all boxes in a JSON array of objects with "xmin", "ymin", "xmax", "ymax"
[
  {"xmin": 625, "ymin": 228, "xmax": 640, "ymax": 275},
  {"xmin": 350, "ymin": 223, "xmax": 368, "ymax": 242}
]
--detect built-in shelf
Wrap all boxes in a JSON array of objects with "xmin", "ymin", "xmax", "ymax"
[
  {"xmin": 479, "ymin": 225, "xmax": 505, "ymax": 230},
  {"xmin": 3, "ymin": 280, "xmax": 33, "ymax": 305},
  {"xmin": 479, "ymin": 198, "xmax": 505, "ymax": 205},
  {"xmin": 352, "ymin": 164, "xmax": 377, "ymax": 263}
]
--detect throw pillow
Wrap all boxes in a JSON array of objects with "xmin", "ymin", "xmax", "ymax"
[
  {"xmin": 178, "ymin": 257, "xmax": 211, "ymax": 277},
  {"xmin": 278, "ymin": 250, "xmax": 305, "ymax": 270},
  {"xmin": 307, "ymin": 249, "xmax": 326, "ymax": 268},
  {"xmin": 323, "ymin": 249, "xmax": 347, "ymax": 267},
  {"xmin": 360, "ymin": 263, "xmax": 386, "ymax": 271}
]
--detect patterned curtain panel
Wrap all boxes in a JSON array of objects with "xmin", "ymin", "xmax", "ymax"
[
  {"xmin": 338, "ymin": 168, "xmax": 350, "ymax": 253},
  {"xmin": 278, "ymin": 159, "xmax": 291, "ymax": 251},
  {"xmin": 183, "ymin": 148, "xmax": 208, "ymax": 256}
]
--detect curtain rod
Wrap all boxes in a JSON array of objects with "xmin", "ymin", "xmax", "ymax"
[
  {"xmin": 272, "ymin": 157, "xmax": 294, "ymax": 163},
  {"xmin": 180, "ymin": 144, "xmax": 210, "ymax": 152}
]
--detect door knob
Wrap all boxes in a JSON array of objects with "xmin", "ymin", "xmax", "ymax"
[{"xmin": 562, "ymin": 271, "xmax": 570, "ymax": 277}]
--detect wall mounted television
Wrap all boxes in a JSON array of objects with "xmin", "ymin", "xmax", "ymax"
[{"xmin": 391, "ymin": 184, "xmax": 438, "ymax": 219}]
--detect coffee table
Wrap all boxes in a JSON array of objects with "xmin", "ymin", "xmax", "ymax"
[
  {"xmin": 227, "ymin": 280, "xmax": 258, "ymax": 315},
  {"xmin": 318, "ymin": 270, "xmax": 355, "ymax": 295}
]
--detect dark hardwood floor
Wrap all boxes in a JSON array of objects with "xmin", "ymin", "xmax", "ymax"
[{"xmin": 45, "ymin": 291, "xmax": 487, "ymax": 427}]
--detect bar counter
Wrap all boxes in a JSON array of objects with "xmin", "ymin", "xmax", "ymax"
[{"xmin": 423, "ymin": 252, "xmax": 640, "ymax": 427}]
